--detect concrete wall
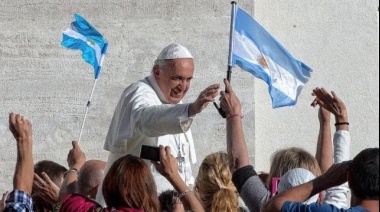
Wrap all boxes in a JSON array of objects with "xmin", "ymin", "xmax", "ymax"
[{"xmin": 0, "ymin": 0, "xmax": 378, "ymax": 192}]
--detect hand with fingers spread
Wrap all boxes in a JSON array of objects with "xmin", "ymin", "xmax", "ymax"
[
  {"xmin": 312, "ymin": 87, "xmax": 348, "ymax": 124},
  {"xmin": 33, "ymin": 172, "xmax": 60, "ymax": 205},
  {"xmin": 188, "ymin": 84, "xmax": 220, "ymax": 117}
]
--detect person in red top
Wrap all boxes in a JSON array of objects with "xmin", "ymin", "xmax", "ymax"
[{"xmin": 58, "ymin": 141, "xmax": 204, "ymax": 212}]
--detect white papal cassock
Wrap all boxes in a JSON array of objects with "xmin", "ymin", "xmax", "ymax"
[{"xmin": 95, "ymin": 74, "xmax": 197, "ymax": 206}]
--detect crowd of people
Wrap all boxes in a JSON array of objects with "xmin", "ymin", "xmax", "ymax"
[{"xmin": 1, "ymin": 43, "xmax": 378, "ymax": 212}]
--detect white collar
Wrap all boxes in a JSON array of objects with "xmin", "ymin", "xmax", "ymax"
[{"xmin": 146, "ymin": 74, "xmax": 169, "ymax": 104}]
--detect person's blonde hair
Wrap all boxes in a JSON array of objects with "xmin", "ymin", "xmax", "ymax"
[
  {"xmin": 267, "ymin": 147, "xmax": 321, "ymax": 190},
  {"xmin": 195, "ymin": 152, "xmax": 240, "ymax": 212}
]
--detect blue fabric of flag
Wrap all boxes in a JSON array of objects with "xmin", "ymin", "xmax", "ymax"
[
  {"xmin": 232, "ymin": 7, "xmax": 312, "ymax": 108},
  {"xmin": 61, "ymin": 14, "xmax": 108, "ymax": 79}
]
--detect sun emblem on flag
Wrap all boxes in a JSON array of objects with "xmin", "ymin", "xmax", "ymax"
[{"xmin": 257, "ymin": 55, "xmax": 268, "ymax": 69}]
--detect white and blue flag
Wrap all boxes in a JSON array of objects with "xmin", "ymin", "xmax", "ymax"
[
  {"xmin": 61, "ymin": 14, "xmax": 108, "ymax": 79},
  {"xmin": 232, "ymin": 7, "xmax": 312, "ymax": 108}
]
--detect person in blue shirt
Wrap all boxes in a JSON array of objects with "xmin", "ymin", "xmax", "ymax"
[{"xmin": 261, "ymin": 147, "xmax": 378, "ymax": 212}]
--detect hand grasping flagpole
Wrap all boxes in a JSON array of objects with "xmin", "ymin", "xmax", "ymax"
[{"xmin": 61, "ymin": 14, "xmax": 108, "ymax": 143}]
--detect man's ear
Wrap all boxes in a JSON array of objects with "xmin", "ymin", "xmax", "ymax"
[{"xmin": 153, "ymin": 65, "xmax": 160, "ymax": 80}]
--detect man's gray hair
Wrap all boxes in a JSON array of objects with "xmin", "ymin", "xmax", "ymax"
[
  {"xmin": 152, "ymin": 59, "xmax": 175, "ymax": 74},
  {"xmin": 154, "ymin": 59, "xmax": 172, "ymax": 69}
]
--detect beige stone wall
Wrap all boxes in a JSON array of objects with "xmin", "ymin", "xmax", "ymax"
[{"xmin": 0, "ymin": 0, "xmax": 378, "ymax": 192}]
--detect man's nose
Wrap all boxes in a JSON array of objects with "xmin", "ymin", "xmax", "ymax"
[{"xmin": 180, "ymin": 80, "xmax": 190, "ymax": 89}]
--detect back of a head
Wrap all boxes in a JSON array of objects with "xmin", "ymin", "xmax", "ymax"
[
  {"xmin": 102, "ymin": 154, "xmax": 160, "ymax": 212},
  {"xmin": 349, "ymin": 148, "xmax": 379, "ymax": 200},
  {"xmin": 33, "ymin": 160, "xmax": 68, "ymax": 212},
  {"xmin": 277, "ymin": 168, "xmax": 319, "ymax": 204},
  {"xmin": 34, "ymin": 160, "xmax": 68, "ymax": 187},
  {"xmin": 268, "ymin": 147, "xmax": 321, "ymax": 190},
  {"xmin": 77, "ymin": 159, "xmax": 106, "ymax": 198},
  {"xmin": 195, "ymin": 152, "xmax": 239, "ymax": 212}
]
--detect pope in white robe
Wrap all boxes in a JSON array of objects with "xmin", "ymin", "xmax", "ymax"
[{"xmin": 95, "ymin": 43, "xmax": 220, "ymax": 206}]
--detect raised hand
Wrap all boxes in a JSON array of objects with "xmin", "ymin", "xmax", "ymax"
[
  {"xmin": 9, "ymin": 113, "xmax": 33, "ymax": 142},
  {"xmin": 219, "ymin": 78, "xmax": 241, "ymax": 118},
  {"xmin": 67, "ymin": 141, "xmax": 86, "ymax": 170},
  {"xmin": 59, "ymin": 141, "xmax": 86, "ymax": 201},
  {"xmin": 312, "ymin": 87, "xmax": 347, "ymax": 122},
  {"xmin": 189, "ymin": 84, "xmax": 220, "ymax": 117},
  {"xmin": 33, "ymin": 172, "xmax": 60, "ymax": 205},
  {"xmin": 154, "ymin": 146, "xmax": 179, "ymax": 179}
]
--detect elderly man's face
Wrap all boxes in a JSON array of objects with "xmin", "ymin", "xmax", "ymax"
[{"xmin": 154, "ymin": 58, "xmax": 194, "ymax": 104}]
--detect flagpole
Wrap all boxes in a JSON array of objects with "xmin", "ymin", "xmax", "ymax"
[
  {"xmin": 214, "ymin": 1, "xmax": 237, "ymax": 118},
  {"xmin": 78, "ymin": 78, "xmax": 97, "ymax": 143},
  {"xmin": 77, "ymin": 53, "xmax": 106, "ymax": 143},
  {"xmin": 227, "ymin": 1, "xmax": 237, "ymax": 82}
]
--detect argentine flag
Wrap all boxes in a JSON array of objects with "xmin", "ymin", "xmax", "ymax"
[
  {"xmin": 232, "ymin": 7, "xmax": 312, "ymax": 108},
  {"xmin": 62, "ymin": 14, "xmax": 108, "ymax": 79}
]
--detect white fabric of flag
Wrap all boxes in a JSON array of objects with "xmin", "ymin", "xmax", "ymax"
[
  {"xmin": 232, "ymin": 7, "xmax": 312, "ymax": 108},
  {"xmin": 61, "ymin": 14, "xmax": 108, "ymax": 79}
]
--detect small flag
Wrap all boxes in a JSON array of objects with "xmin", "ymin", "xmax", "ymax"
[
  {"xmin": 61, "ymin": 13, "xmax": 108, "ymax": 79},
  {"xmin": 232, "ymin": 7, "xmax": 312, "ymax": 108}
]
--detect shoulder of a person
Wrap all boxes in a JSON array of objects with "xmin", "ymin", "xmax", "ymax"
[
  {"xmin": 60, "ymin": 193, "xmax": 99, "ymax": 211},
  {"xmin": 124, "ymin": 78, "xmax": 155, "ymax": 95},
  {"xmin": 282, "ymin": 201, "xmax": 347, "ymax": 211}
]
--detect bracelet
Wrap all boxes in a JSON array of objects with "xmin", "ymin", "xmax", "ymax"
[
  {"xmin": 64, "ymin": 167, "xmax": 79, "ymax": 178},
  {"xmin": 177, "ymin": 189, "xmax": 192, "ymax": 199},
  {"xmin": 226, "ymin": 114, "xmax": 241, "ymax": 120},
  {"xmin": 335, "ymin": 122, "xmax": 349, "ymax": 126}
]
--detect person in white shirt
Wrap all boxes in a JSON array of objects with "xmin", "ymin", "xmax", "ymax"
[{"xmin": 96, "ymin": 43, "xmax": 220, "ymax": 206}]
